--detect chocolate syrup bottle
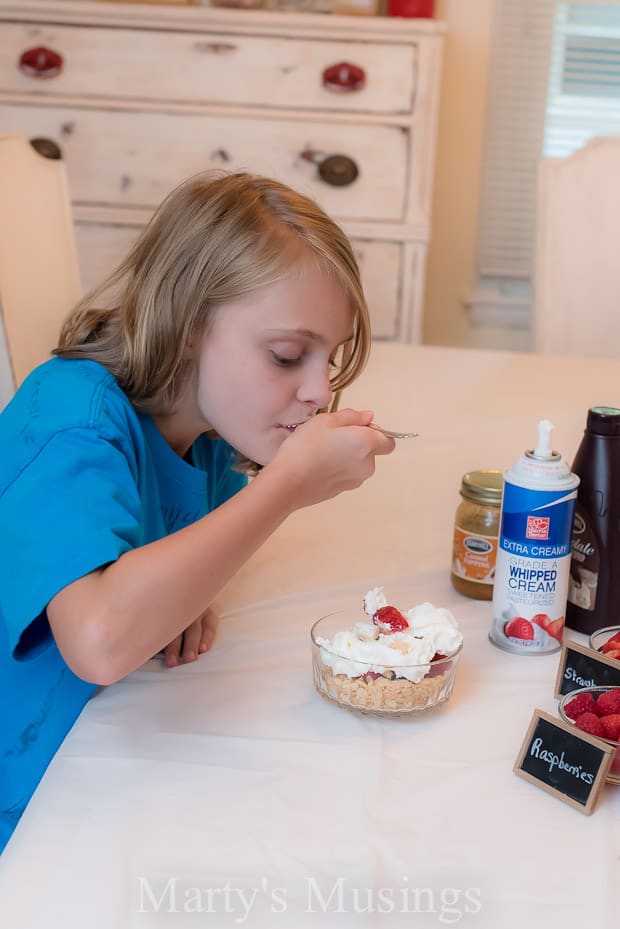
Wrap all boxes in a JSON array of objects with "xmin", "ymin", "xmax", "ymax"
[{"xmin": 565, "ymin": 407, "xmax": 620, "ymax": 635}]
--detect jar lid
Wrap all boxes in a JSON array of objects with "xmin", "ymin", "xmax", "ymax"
[{"xmin": 460, "ymin": 469, "xmax": 503, "ymax": 506}]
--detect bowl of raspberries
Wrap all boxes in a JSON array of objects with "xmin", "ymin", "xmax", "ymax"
[{"xmin": 558, "ymin": 686, "xmax": 620, "ymax": 785}]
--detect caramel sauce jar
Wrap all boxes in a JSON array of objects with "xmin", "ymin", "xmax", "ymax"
[{"xmin": 451, "ymin": 470, "xmax": 503, "ymax": 601}]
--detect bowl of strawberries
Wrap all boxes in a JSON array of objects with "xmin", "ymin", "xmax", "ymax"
[
  {"xmin": 589, "ymin": 625, "xmax": 620, "ymax": 662},
  {"xmin": 558, "ymin": 686, "xmax": 620, "ymax": 785}
]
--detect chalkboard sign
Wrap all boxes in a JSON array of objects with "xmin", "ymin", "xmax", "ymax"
[
  {"xmin": 554, "ymin": 640, "xmax": 620, "ymax": 698},
  {"xmin": 514, "ymin": 710, "xmax": 614, "ymax": 814}
]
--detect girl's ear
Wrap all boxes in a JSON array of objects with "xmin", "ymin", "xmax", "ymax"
[{"xmin": 182, "ymin": 324, "xmax": 201, "ymax": 360}]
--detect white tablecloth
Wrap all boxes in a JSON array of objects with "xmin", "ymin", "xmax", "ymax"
[{"xmin": 2, "ymin": 345, "xmax": 619, "ymax": 928}]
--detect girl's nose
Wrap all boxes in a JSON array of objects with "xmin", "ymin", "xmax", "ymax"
[{"xmin": 297, "ymin": 365, "xmax": 333, "ymax": 409}]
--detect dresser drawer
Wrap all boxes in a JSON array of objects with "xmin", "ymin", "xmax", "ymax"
[
  {"xmin": 0, "ymin": 102, "xmax": 409, "ymax": 223},
  {"xmin": 2, "ymin": 22, "xmax": 416, "ymax": 114},
  {"xmin": 352, "ymin": 238, "xmax": 402, "ymax": 339},
  {"xmin": 74, "ymin": 221, "xmax": 402, "ymax": 339}
]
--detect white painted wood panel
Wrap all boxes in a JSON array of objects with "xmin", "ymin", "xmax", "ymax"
[
  {"xmin": 1, "ymin": 22, "xmax": 416, "ymax": 114},
  {"xmin": 74, "ymin": 221, "xmax": 140, "ymax": 295},
  {"xmin": 533, "ymin": 137, "xmax": 620, "ymax": 358},
  {"xmin": 0, "ymin": 102, "xmax": 409, "ymax": 222},
  {"xmin": 351, "ymin": 238, "xmax": 402, "ymax": 339},
  {"xmin": 74, "ymin": 220, "xmax": 403, "ymax": 339},
  {"xmin": 0, "ymin": 134, "xmax": 81, "ymax": 388}
]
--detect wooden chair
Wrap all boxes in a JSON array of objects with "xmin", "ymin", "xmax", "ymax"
[
  {"xmin": 0, "ymin": 135, "xmax": 82, "ymax": 407},
  {"xmin": 533, "ymin": 137, "xmax": 620, "ymax": 358}
]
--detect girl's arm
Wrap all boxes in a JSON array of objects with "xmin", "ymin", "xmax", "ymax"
[{"xmin": 47, "ymin": 409, "xmax": 394, "ymax": 685}]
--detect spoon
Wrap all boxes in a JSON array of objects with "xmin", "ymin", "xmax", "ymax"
[{"xmin": 369, "ymin": 423, "xmax": 420, "ymax": 439}]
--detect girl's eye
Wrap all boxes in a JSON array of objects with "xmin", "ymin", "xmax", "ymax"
[{"xmin": 271, "ymin": 351, "xmax": 301, "ymax": 367}]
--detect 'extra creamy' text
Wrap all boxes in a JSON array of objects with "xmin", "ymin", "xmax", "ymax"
[{"xmin": 502, "ymin": 539, "xmax": 571, "ymax": 557}]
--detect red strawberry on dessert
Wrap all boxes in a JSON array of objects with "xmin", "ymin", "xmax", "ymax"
[
  {"xmin": 599, "ymin": 713, "xmax": 620, "ymax": 742},
  {"xmin": 372, "ymin": 605, "xmax": 409, "ymax": 633},
  {"xmin": 574, "ymin": 712, "xmax": 605, "ymax": 737},
  {"xmin": 428, "ymin": 653, "xmax": 451, "ymax": 677},
  {"xmin": 504, "ymin": 617, "xmax": 535, "ymax": 640},
  {"xmin": 596, "ymin": 688, "xmax": 620, "ymax": 716},
  {"xmin": 532, "ymin": 613, "xmax": 550, "ymax": 630},
  {"xmin": 563, "ymin": 692, "xmax": 599, "ymax": 720}
]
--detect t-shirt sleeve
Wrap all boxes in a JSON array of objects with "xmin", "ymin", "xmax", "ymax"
[{"xmin": 0, "ymin": 427, "xmax": 143, "ymax": 657}]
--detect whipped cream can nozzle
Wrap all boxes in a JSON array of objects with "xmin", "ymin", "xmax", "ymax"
[{"xmin": 533, "ymin": 419, "xmax": 554, "ymax": 459}]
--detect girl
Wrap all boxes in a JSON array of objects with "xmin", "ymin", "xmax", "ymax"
[{"xmin": 0, "ymin": 171, "xmax": 394, "ymax": 849}]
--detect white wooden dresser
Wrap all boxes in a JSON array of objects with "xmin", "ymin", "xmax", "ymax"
[{"xmin": 0, "ymin": 0, "xmax": 444, "ymax": 342}]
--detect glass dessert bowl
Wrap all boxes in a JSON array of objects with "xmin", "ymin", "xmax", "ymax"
[
  {"xmin": 558, "ymin": 685, "xmax": 620, "ymax": 786},
  {"xmin": 310, "ymin": 590, "xmax": 463, "ymax": 717}
]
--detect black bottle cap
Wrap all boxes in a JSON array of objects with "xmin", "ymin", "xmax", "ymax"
[{"xmin": 587, "ymin": 406, "xmax": 620, "ymax": 435}]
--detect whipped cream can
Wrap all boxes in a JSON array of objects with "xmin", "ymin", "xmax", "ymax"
[{"xmin": 489, "ymin": 420, "xmax": 579, "ymax": 655}]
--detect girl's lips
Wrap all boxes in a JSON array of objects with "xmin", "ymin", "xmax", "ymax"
[{"xmin": 280, "ymin": 417, "xmax": 315, "ymax": 431}]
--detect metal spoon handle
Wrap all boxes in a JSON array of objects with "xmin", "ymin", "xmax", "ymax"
[{"xmin": 369, "ymin": 423, "xmax": 419, "ymax": 439}]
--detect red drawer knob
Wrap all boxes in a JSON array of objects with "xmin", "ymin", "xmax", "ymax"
[
  {"xmin": 322, "ymin": 62, "xmax": 366, "ymax": 94},
  {"xmin": 19, "ymin": 46, "xmax": 64, "ymax": 79}
]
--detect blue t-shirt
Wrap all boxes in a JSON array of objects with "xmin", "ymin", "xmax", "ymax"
[{"xmin": 0, "ymin": 357, "xmax": 247, "ymax": 852}]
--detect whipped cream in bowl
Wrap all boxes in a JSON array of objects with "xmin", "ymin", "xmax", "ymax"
[{"xmin": 311, "ymin": 588, "xmax": 463, "ymax": 716}]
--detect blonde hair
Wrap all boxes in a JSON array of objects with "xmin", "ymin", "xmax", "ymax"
[{"xmin": 56, "ymin": 171, "xmax": 371, "ymax": 423}]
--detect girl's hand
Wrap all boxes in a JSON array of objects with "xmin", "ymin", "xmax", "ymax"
[
  {"xmin": 161, "ymin": 606, "xmax": 218, "ymax": 668},
  {"xmin": 266, "ymin": 408, "xmax": 396, "ymax": 510}
]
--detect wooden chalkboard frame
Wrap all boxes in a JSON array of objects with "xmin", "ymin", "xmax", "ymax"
[
  {"xmin": 514, "ymin": 709, "xmax": 614, "ymax": 814},
  {"xmin": 554, "ymin": 640, "xmax": 620, "ymax": 698}
]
